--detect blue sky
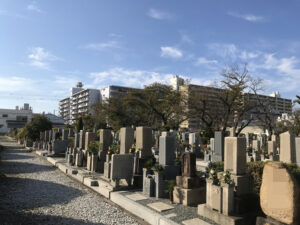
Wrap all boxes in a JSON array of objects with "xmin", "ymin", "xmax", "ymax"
[{"xmin": 0, "ymin": 0, "xmax": 300, "ymax": 113}]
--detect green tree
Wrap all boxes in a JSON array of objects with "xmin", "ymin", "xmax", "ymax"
[
  {"xmin": 75, "ymin": 117, "xmax": 83, "ymax": 132},
  {"xmin": 24, "ymin": 115, "xmax": 52, "ymax": 141},
  {"xmin": 217, "ymin": 65, "xmax": 261, "ymax": 136},
  {"xmin": 126, "ymin": 83, "xmax": 188, "ymax": 130}
]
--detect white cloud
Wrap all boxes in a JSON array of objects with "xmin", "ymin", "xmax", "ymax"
[
  {"xmin": 160, "ymin": 46, "xmax": 183, "ymax": 59},
  {"xmin": 240, "ymin": 51, "xmax": 260, "ymax": 60},
  {"xmin": 0, "ymin": 76, "xmax": 36, "ymax": 92},
  {"xmin": 0, "ymin": 10, "xmax": 26, "ymax": 19},
  {"xmin": 227, "ymin": 11, "xmax": 264, "ymax": 22},
  {"xmin": 195, "ymin": 57, "xmax": 218, "ymax": 65},
  {"xmin": 180, "ymin": 32, "xmax": 193, "ymax": 44},
  {"xmin": 28, "ymin": 47, "xmax": 59, "ymax": 69},
  {"xmin": 208, "ymin": 43, "xmax": 238, "ymax": 60},
  {"xmin": 147, "ymin": 8, "xmax": 173, "ymax": 20},
  {"xmin": 27, "ymin": 2, "xmax": 43, "ymax": 13},
  {"xmin": 83, "ymin": 41, "xmax": 121, "ymax": 51},
  {"xmin": 90, "ymin": 67, "xmax": 178, "ymax": 88}
]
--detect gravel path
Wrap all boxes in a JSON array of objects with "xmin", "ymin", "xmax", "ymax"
[{"xmin": 0, "ymin": 136, "xmax": 142, "ymax": 225}]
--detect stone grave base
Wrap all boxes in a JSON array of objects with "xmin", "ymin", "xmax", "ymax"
[
  {"xmin": 232, "ymin": 175, "xmax": 250, "ymax": 196},
  {"xmin": 256, "ymin": 216, "xmax": 287, "ymax": 225},
  {"xmin": 133, "ymin": 174, "xmax": 143, "ymax": 188},
  {"xmin": 173, "ymin": 186, "xmax": 205, "ymax": 206},
  {"xmin": 198, "ymin": 204, "xmax": 244, "ymax": 225},
  {"xmin": 164, "ymin": 165, "xmax": 180, "ymax": 180}
]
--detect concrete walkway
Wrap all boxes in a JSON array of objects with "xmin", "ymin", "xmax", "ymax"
[{"xmin": 0, "ymin": 136, "xmax": 142, "ymax": 225}]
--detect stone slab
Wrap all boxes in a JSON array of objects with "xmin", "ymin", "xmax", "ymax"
[
  {"xmin": 182, "ymin": 218, "xmax": 211, "ymax": 225},
  {"xmin": 47, "ymin": 157, "xmax": 65, "ymax": 166},
  {"xmin": 126, "ymin": 193, "xmax": 148, "ymax": 201},
  {"xmin": 110, "ymin": 192, "xmax": 178, "ymax": 225},
  {"xmin": 198, "ymin": 204, "xmax": 244, "ymax": 225},
  {"xmin": 165, "ymin": 213, "xmax": 177, "ymax": 219},
  {"xmin": 147, "ymin": 202, "xmax": 174, "ymax": 212},
  {"xmin": 35, "ymin": 150, "xmax": 48, "ymax": 157}
]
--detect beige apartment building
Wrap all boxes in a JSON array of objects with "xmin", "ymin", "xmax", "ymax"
[{"xmin": 179, "ymin": 84, "xmax": 292, "ymax": 129}]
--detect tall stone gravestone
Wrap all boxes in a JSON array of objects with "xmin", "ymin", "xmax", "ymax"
[
  {"xmin": 245, "ymin": 133, "xmax": 250, "ymax": 147},
  {"xmin": 84, "ymin": 132, "xmax": 96, "ymax": 151},
  {"xmin": 120, "ymin": 127, "xmax": 134, "ymax": 154},
  {"xmin": 224, "ymin": 137, "xmax": 249, "ymax": 196},
  {"xmin": 62, "ymin": 129, "xmax": 68, "ymax": 141},
  {"xmin": 98, "ymin": 129, "xmax": 112, "ymax": 173},
  {"xmin": 68, "ymin": 128, "xmax": 74, "ymax": 137},
  {"xmin": 189, "ymin": 133, "xmax": 200, "ymax": 156},
  {"xmin": 79, "ymin": 130, "xmax": 86, "ymax": 149},
  {"xmin": 212, "ymin": 131, "xmax": 224, "ymax": 162},
  {"xmin": 280, "ymin": 131, "xmax": 296, "ymax": 163},
  {"xmin": 74, "ymin": 133, "xmax": 80, "ymax": 148},
  {"xmin": 159, "ymin": 136, "xmax": 179, "ymax": 179},
  {"xmin": 136, "ymin": 126, "xmax": 152, "ymax": 158},
  {"xmin": 296, "ymin": 137, "xmax": 300, "ymax": 167}
]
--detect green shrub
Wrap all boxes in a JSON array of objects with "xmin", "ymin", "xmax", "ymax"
[
  {"xmin": 144, "ymin": 159, "xmax": 153, "ymax": 171},
  {"xmin": 88, "ymin": 141, "xmax": 99, "ymax": 154},
  {"xmin": 283, "ymin": 163, "xmax": 300, "ymax": 185},
  {"xmin": 246, "ymin": 161, "xmax": 266, "ymax": 195},
  {"xmin": 167, "ymin": 180, "xmax": 176, "ymax": 193},
  {"xmin": 153, "ymin": 163, "xmax": 164, "ymax": 173},
  {"xmin": 206, "ymin": 161, "xmax": 224, "ymax": 174}
]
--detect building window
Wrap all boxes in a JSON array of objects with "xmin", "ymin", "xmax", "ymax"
[{"xmin": 2, "ymin": 114, "xmax": 8, "ymax": 118}]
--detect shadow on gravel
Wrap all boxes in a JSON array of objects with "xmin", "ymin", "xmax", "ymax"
[
  {"xmin": 1, "ymin": 154, "xmax": 34, "ymax": 161},
  {"xmin": 0, "ymin": 177, "xmax": 83, "ymax": 210},
  {"xmin": 1, "ymin": 161, "xmax": 54, "ymax": 174},
  {"xmin": 0, "ymin": 210, "xmax": 104, "ymax": 225}
]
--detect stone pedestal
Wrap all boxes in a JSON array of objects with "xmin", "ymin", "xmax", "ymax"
[
  {"xmin": 143, "ymin": 172, "xmax": 155, "ymax": 197},
  {"xmin": 87, "ymin": 153, "xmax": 92, "ymax": 171},
  {"xmin": 221, "ymin": 183, "xmax": 234, "ymax": 216},
  {"xmin": 104, "ymin": 161, "xmax": 111, "ymax": 178},
  {"xmin": 154, "ymin": 172, "xmax": 165, "ymax": 198},
  {"xmin": 91, "ymin": 154, "xmax": 98, "ymax": 172},
  {"xmin": 75, "ymin": 150, "xmax": 83, "ymax": 167},
  {"xmin": 173, "ymin": 186, "xmax": 205, "ymax": 206}
]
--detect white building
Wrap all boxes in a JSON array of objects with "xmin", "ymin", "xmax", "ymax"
[
  {"xmin": 0, "ymin": 103, "xmax": 33, "ymax": 134},
  {"xmin": 100, "ymin": 85, "xmax": 138, "ymax": 102},
  {"xmin": 170, "ymin": 75, "xmax": 184, "ymax": 91},
  {"xmin": 59, "ymin": 82, "xmax": 101, "ymax": 124}
]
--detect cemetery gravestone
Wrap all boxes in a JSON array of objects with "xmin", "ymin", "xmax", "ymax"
[
  {"xmin": 212, "ymin": 131, "xmax": 224, "ymax": 162},
  {"xmin": 136, "ymin": 126, "xmax": 152, "ymax": 158},
  {"xmin": 296, "ymin": 137, "xmax": 300, "ymax": 167},
  {"xmin": 260, "ymin": 162, "xmax": 300, "ymax": 225},
  {"xmin": 280, "ymin": 131, "xmax": 296, "ymax": 163},
  {"xmin": 120, "ymin": 127, "xmax": 134, "ymax": 154},
  {"xmin": 84, "ymin": 132, "xmax": 96, "ymax": 151},
  {"xmin": 110, "ymin": 154, "xmax": 134, "ymax": 187},
  {"xmin": 79, "ymin": 130, "xmax": 86, "ymax": 149}
]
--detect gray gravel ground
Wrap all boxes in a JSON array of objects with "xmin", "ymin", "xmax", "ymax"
[{"xmin": 0, "ymin": 136, "xmax": 142, "ymax": 225}]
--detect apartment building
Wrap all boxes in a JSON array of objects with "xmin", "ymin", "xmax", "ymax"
[
  {"xmin": 179, "ymin": 84, "xmax": 292, "ymax": 129},
  {"xmin": 59, "ymin": 83, "xmax": 100, "ymax": 124},
  {"xmin": 0, "ymin": 103, "xmax": 33, "ymax": 133},
  {"xmin": 100, "ymin": 85, "xmax": 139, "ymax": 101}
]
